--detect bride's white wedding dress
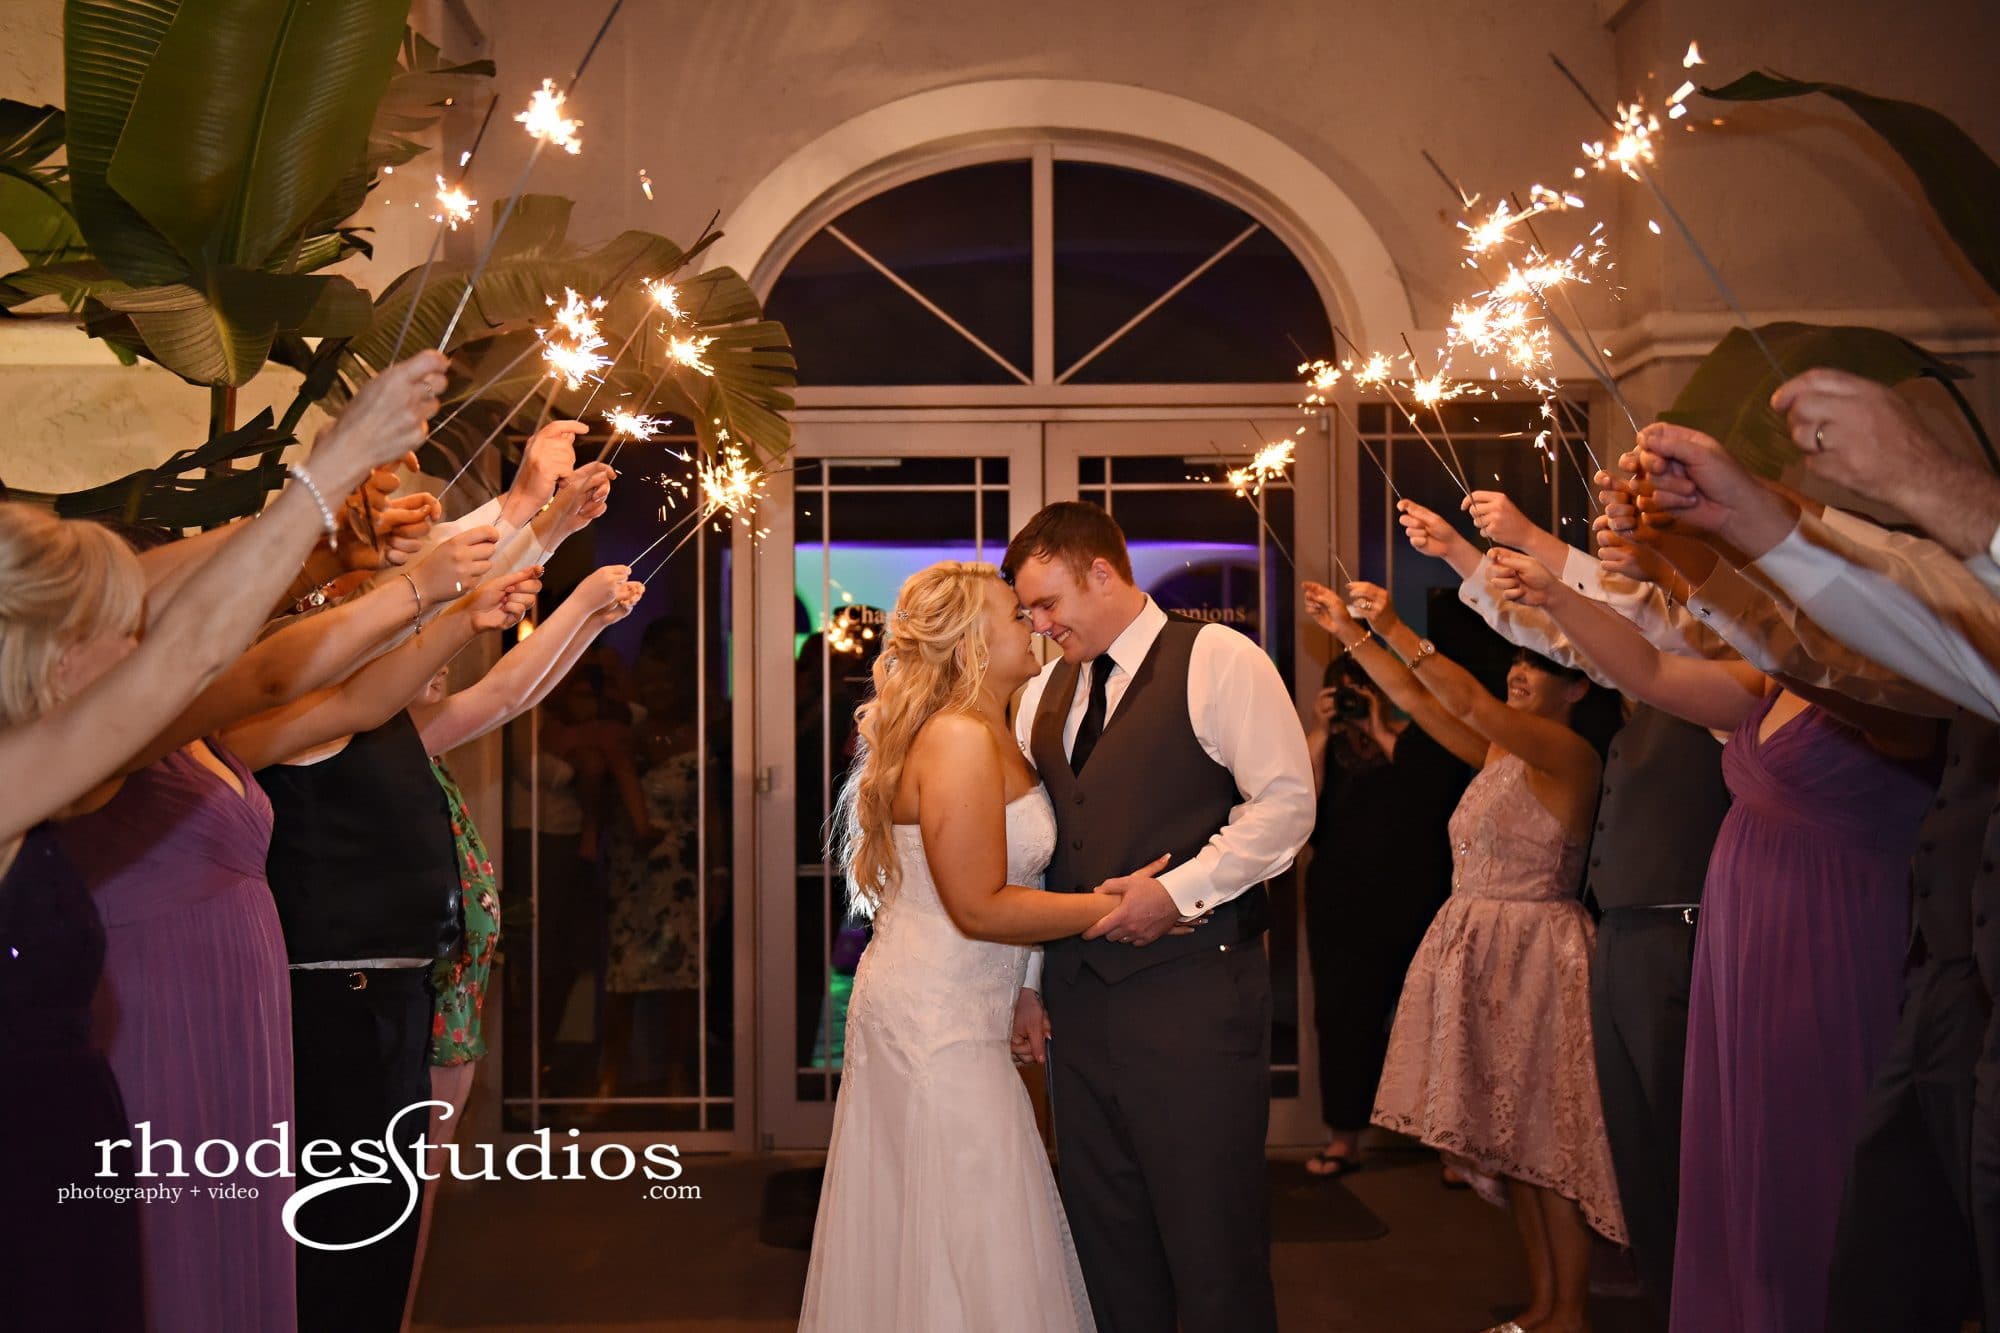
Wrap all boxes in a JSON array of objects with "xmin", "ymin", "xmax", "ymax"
[{"xmin": 798, "ymin": 789, "xmax": 1095, "ymax": 1332}]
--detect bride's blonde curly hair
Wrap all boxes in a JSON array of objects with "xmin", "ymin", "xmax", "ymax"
[
  {"xmin": 0, "ymin": 503, "xmax": 145, "ymax": 727},
  {"xmin": 832, "ymin": 561, "xmax": 1001, "ymax": 915}
]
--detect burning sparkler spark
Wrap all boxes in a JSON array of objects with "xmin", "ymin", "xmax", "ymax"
[
  {"xmin": 516, "ymin": 78, "xmax": 583, "ymax": 155},
  {"xmin": 665, "ymin": 333, "xmax": 716, "ymax": 376},
  {"xmin": 542, "ymin": 289, "xmax": 611, "ymax": 389},
  {"xmin": 1349, "ymin": 352, "xmax": 1395, "ymax": 389},
  {"xmin": 1583, "ymin": 102, "xmax": 1661, "ymax": 181},
  {"xmin": 1226, "ymin": 440, "xmax": 1296, "ymax": 500},
  {"xmin": 699, "ymin": 446, "xmax": 762, "ymax": 522},
  {"xmin": 604, "ymin": 407, "xmax": 665, "ymax": 442},
  {"xmin": 432, "ymin": 177, "xmax": 477, "ymax": 229},
  {"xmin": 1683, "ymin": 41, "xmax": 1704, "ymax": 67},
  {"xmin": 643, "ymin": 278, "xmax": 682, "ymax": 317}
]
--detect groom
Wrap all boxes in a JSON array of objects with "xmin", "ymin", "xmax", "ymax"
[{"xmin": 1004, "ymin": 502, "xmax": 1315, "ymax": 1333}]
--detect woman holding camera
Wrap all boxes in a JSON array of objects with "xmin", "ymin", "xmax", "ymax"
[{"xmin": 1299, "ymin": 651, "xmax": 1470, "ymax": 1178}]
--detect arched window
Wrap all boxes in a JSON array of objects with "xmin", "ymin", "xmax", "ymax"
[{"xmin": 764, "ymin": 157, "xmax": 1335, "ymax": 388}]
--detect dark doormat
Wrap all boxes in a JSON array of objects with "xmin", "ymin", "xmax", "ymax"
[
  {"xmin": 1267, "ymin": 1159, "xmax": 1389, "ymax": 1243},
  {"xmin": 759, "ymin": 1160, "xmax": 1388, "ymax": 1251},
  {"xmin": 760, "ymin": 1165, "xmax": 825, "ymax": 1250}
]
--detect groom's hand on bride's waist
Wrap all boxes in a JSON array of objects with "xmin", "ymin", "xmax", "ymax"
[{"xmin": 1083, "ymin": 857, "xmax": 1205, "ymax": 947}]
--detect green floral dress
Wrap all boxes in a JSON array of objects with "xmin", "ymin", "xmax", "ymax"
[{"xmin": 430, "ymin": 759, "xmax": 500, "ymax": 1066}]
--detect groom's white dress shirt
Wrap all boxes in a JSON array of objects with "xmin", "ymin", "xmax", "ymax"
[{"xmin": 1013, "ymin": 598, "xmax": 1315, "ymax": 992}]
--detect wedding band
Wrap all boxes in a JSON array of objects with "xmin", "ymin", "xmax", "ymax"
[{"xmin": 1812, "ymin": 425, "xmax": 1825, "ymax": 450}]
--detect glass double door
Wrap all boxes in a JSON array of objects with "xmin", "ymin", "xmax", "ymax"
[{"xmin": 754, "ymin": 418, "xmax": 1327, "ymax": 1148}]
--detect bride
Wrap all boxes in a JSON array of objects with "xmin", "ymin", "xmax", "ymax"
[{"xmin": 798, "ymin": 561, "xmax": 1167, "ymax": 1332}]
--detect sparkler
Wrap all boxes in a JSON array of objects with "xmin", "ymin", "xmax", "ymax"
[
  {"xmin": 1551, "ymin": 52, "xmax": 1783, "ymax": 378},
  {"xmin": 383, "ymin": 95, "xmax": 501, "ymax": 368},
  {"xmin": 630, "ymin": 439, "xmax": 772, "ymax": 581},
  {"xmin": 434, "ymin": 0, "xmax": 631, "ymax": 352},
  {"xmin": 432, "ymin": 177, "xmax": 477, "ymax": 230},
  {"xmin": 602, "ymin": 407, "xmax": 667, "ymax": 444},
  {"xmin": 1206, "ymin": 432, "xmax": 1300, "ymax": 571},
  {"xmin": 1402, "ymin": 334, "xmax": 1474, "ymax": 489},
  {"xmin": 1299, "ymin": 358, "xmax": 1401, "ymax": 501},
  {"xmin": 1330, "ymin": 326, "xmax": 1471, "ymax": 497}
]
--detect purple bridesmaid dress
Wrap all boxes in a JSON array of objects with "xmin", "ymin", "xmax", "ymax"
[
  {"xmin": 1671, "ymin": 695, "xmax": 1939, "ymax": 1333},
  {"xmin": 62, "ymin": 742, "xmax": 297, "ymax": 1333}
]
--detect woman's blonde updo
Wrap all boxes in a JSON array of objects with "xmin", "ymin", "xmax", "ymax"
[
  {"xmin": 0, "ymin": 502, "xmax": 146, "ymax": 727},
  {"xmin": 832, "ymin": 560, "xmax": 1003, "ymax": 914}
]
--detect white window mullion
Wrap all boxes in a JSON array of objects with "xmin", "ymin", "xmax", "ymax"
[{"xmin": 1032, "ymin": 146, "xmax": 1055, "ymax": 386}]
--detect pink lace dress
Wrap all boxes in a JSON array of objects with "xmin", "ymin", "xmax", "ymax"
[{"xmin": 1372, "ymin": 753, "xmax": 1626, "ymax": 1242}]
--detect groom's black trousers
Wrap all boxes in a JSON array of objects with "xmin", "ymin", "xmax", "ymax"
[{"xmin": 1044, "ymin": 942, "xmax": 1277, "ymax": 1333}]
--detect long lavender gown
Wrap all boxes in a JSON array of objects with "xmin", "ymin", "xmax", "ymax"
[
  {"xmin": 1671, "ymin": 695, "xmax": 1938, "ymax": 1333},
  {"xmin": 61, "ymin": 742, "xmax": 297, "ymax": 1333}
]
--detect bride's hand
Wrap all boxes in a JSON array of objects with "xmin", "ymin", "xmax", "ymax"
[{"xmin": 1011, "ymin": 988, "xmax": 1051, "ymax": 1066}]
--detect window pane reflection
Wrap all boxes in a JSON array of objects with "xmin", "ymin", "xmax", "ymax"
[{"xmin": 501, "ymin": 440, "xmax": 735, "ymax": 1132}]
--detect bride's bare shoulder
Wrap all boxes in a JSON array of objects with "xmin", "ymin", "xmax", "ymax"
[{"xmin": 909, "ymin": 710, "xmax": 997, "ymax": 768}]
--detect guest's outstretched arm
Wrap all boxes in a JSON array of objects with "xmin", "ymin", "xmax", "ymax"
[
  {"xmin": 414, "ymin": 565, "xmax": 643, "ymax": 756},
  {"xmin": 1302, "ymin": 581, "xmax": 1487, "ymax": 767},
  {"xmin": 0, "ymin": 351, "xmax": 450, "ymax": 842},
  {"xmin": 223, "ymin": 568, "xmax": 542, "ymax": 770}
]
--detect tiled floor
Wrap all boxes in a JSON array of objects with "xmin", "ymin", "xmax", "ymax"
[{"xmin": 411, "ymin": 1141, "xmax": 1656, "ymax": 1332}]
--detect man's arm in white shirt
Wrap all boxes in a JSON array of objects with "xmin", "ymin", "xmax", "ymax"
[
  {"xmin": 1751, "ymin": 514, "xmax": 2000, "ymax": 721},
  {"xmin": 1684, "ymin": 560, "xmax": 1956, "ymax": 717},
  {"xmin": 1156, "ymin": 626, "xmax": 1317, "ymax": 919},
  {"xmin": 1459, "ymin": 551, "xmax": 1619, "ymax": 688},
  {"xmin": 1558, "ymin": 546, "xmax": 1732, "ymax": 659}
]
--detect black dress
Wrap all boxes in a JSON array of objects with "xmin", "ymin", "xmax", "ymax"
[
  {"xmin": 0, "ymin": 824, "xmax": 144, "ymax": 1331},
  {"xmin": 1304, "ymin": 724, "xmax": 1471, "ymax": 1132},
  {"xmin": 258, "ymin": 710, "xmax": 460, "ymax": 1333}
]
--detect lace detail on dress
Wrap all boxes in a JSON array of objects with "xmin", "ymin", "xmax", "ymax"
[
  {"xmin": 800, "ymin": 786, "xmax": 1093, "ymax": 1332},
  {"xmin": 848, "ymin": 791, "xmax": 1058, "ymax": 1064},
  {"xmin": 1372, "ymin": 754, "xmax": 1626, "ymax": 1244}
]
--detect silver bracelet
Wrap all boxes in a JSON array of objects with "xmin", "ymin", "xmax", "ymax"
[
  {"xmin": 397, "ymin": 570, "xmax": 424, "ymax": 623},
  {"xmin": 285, "ymin": 462, "xmax": 339, "ymax": 548}
]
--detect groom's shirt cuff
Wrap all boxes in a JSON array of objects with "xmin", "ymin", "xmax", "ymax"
[{"xmin": 1024, "ymin": 948, "xmax": 1044, "ymax": 993}]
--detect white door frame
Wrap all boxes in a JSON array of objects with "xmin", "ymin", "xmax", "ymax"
[
  {"xmin": 750, "ymin": 411, "xmax": 1341, "ymax": 1149},
  {"xmin": 752, "ymin": 421, "xmax": 1045, "ymax": 1149}
]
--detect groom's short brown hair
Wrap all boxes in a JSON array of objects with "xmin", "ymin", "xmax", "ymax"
[{"xmin": 1002, "ymin": 501, "xmax": 1133, "ymax": 586}]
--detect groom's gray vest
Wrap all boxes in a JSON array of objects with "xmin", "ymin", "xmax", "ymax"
[{"xmin": 1029, "ymin": 615, "xmax": 1268, "ymax": 986}]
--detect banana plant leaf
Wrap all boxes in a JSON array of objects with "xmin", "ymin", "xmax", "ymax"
[
  {"xmin": 1657, "ymin": 321, "xmax": 1966, "ymax": 477},
  {"xmin": 108, "ymin": 0, "xmax": 408, "ymax": 273},
  {"xmin": 0, "ymin": 257, "xmax": 130, "ymax": 311},
  {"xmin": 0, "ymin": 172, "xmax": 89, "ymax": 269},
  {"xmin": 94, "ymin": 269, "xmax": 371, "ymax": 384},
  {"xmin": 0, "ymin": 101, "xmax": 83, "ymax": 267},
  {"xmin": 62, "ymin": 0, "xmax": 191, "ymax": 286},
  {"xmin": 14, "ymin": 407, "xmax": 292, "ymax": 527},
  {"xmin": 298, "ymin": 28, "xmax": 493, "ymax": 248},
  {"xmin": 1702, "ymin": 71, "xmax": 2000, "ymax": 298},
  {"xmin": 0, "ymin": 101, "xmax": 66, "ymax": 167}
]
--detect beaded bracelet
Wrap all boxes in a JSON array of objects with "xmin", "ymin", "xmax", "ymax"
[{"xmin": 285, "ymin": 463, "xmax": 339, "ymax": 549}]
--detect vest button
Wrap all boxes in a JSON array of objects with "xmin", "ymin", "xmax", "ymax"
[
  {"xmin": 1073, "ymin": 794, "xmax": 1085, "ymax": 807},
  {"xmin": 1070, "ymin": 839, "xmax": 1083, "ymax": 851}
]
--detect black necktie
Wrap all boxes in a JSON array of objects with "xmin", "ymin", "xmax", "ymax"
[{"xmin": 1070, "ymin": 654, "xmax": 1116, "ymax": 775}]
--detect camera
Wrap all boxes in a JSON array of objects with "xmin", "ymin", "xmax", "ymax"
[{"xmin": 1332, "ymin": 686, "xmax": 1372, "ymax": 722}]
